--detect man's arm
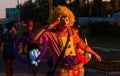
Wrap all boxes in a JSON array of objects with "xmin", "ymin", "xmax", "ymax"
[
  {"xmin": 75, "ymin": 32, "xmax": 102, "ymax": 61},
  {"xmin": 30, "ymin": 19, "xmax": 60, "ymax": 43}
]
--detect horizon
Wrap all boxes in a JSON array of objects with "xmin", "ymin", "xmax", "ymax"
[{"xmin": 0, "ymin": 0, "xmax": 26, "ymax": 18}]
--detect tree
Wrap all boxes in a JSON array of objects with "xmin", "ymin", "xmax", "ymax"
[
  {"xmin": 20, "ymin": 0, "xmax": 49, "ymax": 25},
  {"xmin": 103, "ymin": 2, "xmax": 112, "ymax": 17},
  {"xmin": 92, "ymin": 0, "xmax": 103, "ymax": 17},
  {"xmin": 20, "ymin": 0, "xmax": 35, "ymax": 20},
  {"xmin": 110, "ymin": 0, "xmax": 120, "ymax": 13},
  {"xmin": 19, "ymin": 0, "xmax": 119, "ymax": 22}
]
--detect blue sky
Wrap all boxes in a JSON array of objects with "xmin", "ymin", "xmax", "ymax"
[{"xmin": 0, "ymin": 0, "xmax": 26, "ymax": 18}]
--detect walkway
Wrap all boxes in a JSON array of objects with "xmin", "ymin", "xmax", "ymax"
[
  {"xmin": 0, "ymin": 59, "xmax": 120, "ymax": 76},
  {"xmin": 0, "ymin": 47, "xmax": 120, "ymax": 76}
]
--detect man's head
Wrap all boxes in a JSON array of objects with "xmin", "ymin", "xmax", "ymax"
[
  {"xmin": 6, "ymin": 20, "xmax": 16, "ymax": 31},
  {"xmin": 27, "ymin": 20, "xmax": 34, "ymax": 27},
  {"xmin": 26, "ymin": 20, "xmax": 34, "ymax": 31},
  {"xmin": 47, "ymin": 5, "xmax": 76, "ymax": 27},
  {"xmin": 57, "ymin": 15, "xmax": 70, "ymax": 30}
]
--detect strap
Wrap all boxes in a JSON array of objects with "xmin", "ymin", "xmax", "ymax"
[{"xmin": 52, "ymin": 29, "xmax": 70, "ymax": 73}]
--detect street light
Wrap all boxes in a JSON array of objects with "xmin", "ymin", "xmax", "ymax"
[
  {"xmin": 49, "ymin": 0, "xmax": 53, "ymax": 15},
  {"xmin": 17, "ymin": 0, "xmax": 20, "ymax": 23}
]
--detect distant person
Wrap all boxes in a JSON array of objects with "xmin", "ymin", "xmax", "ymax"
[
  {"xmin": 1, "ymin": 20, "xmax": 17, "ymax": 76},
  {"xmin": 22, "ymin": 20, "xmax": 34, "ymax": 54},
  {"xmin": 22, "ymin": 20, "xmax": 38, "ymax": 76}
]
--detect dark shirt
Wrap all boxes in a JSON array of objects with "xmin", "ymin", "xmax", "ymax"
[
  {"xmin": 22, "ymin": 30, "xmax": 38, "ymax": 59},
  {"xmin": 2, "ymin": 31, "xmax": 17, "ymax": 59},
  {"xmin": 2, "ymin": 32, "xmax": 16, "ymax": 52}
]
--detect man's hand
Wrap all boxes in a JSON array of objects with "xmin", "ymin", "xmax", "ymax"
[
  {"xmin": 95, "ymin": 54, "xmax": 102, "ymax": 61},
  {"xmin": 47, "ymin": 15, "xmax": 61, "ymax": 29}
]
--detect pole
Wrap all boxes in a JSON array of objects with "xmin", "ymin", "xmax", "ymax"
[
  {"xmin": 49, "ymin": 0, "xmax": 53, "ymax": 15},
  {"xmin": 17, "ymin": 0, "xmax": 20, "ymax": 23}
]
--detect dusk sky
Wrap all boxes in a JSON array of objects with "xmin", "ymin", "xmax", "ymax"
[
  {"xmin": 0, "ymin": 0, "xmax": 110, "ymax": 18},
  {"xmin": 0, "ymin": 0, "xmax": 26, "ymax": 18}
]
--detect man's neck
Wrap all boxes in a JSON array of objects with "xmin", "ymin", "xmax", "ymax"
[
  {"xmin": 58, "ymin": 27, "xmax": 68, "ymax": 32},
  {"xmin": 57, "ymin": 28, "xmax": 69, "ymax": 36}
]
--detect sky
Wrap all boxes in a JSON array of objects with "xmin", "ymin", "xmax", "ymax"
[
  {"xmin": 0, "ymin": 0, "xmax": 110, "ymax": 19},
  {"xmin": 0, "ymin": 0, "xmax": 26, "ymax": 18}
]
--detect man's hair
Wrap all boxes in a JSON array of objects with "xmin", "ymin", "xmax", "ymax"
[
  {"xmin": 6, "ymin": 20, "xmax": 15, "ymax": 30},
  {"xmin": 47, "ymin": 5, "xmax": 76, "ymax": 26},
  {"xmin": 27, "ymin": 20, "xmax": 34, "ymax": 27}
]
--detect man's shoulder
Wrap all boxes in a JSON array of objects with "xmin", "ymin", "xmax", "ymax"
[{"xmin": 70, "ymin": 27, "xmax": 78, "ymax": 35}]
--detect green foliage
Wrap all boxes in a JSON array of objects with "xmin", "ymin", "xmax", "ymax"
[
  {"xmin": 110, "ymin": 0, "xmax": 120, "ymax": 12},
  {"xmin": 17, "ymin": 0, "xmax": 120, "ymax": 22},
  {"xmin": 20, "ymin": 0, "xmax": 49, "ymax": 25}
]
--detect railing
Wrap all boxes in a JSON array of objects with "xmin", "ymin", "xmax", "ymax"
[{"xmin": 85, "ymin": 59, "xmax": 120, "ymax": 72}]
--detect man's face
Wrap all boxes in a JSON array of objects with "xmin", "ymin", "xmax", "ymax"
[
  {"xmin": 27, "ymin": 25, "xmax": 33, "ymax": 31},
  {"xmin": 59, "ymin": 16, "xmax": 70, "ymax": 29}
]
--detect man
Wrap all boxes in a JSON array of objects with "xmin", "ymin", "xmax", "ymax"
[
  {"xmin": 2, "ymin": 20, "xmax": 17, "ymax": 76},
  {"xmin": 22, "ymin": 20, "xmax": 38, "ymax": 76},
  {"xmin": 30, "ymin": 5, "xmax": 102, "ymax": 76}
]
